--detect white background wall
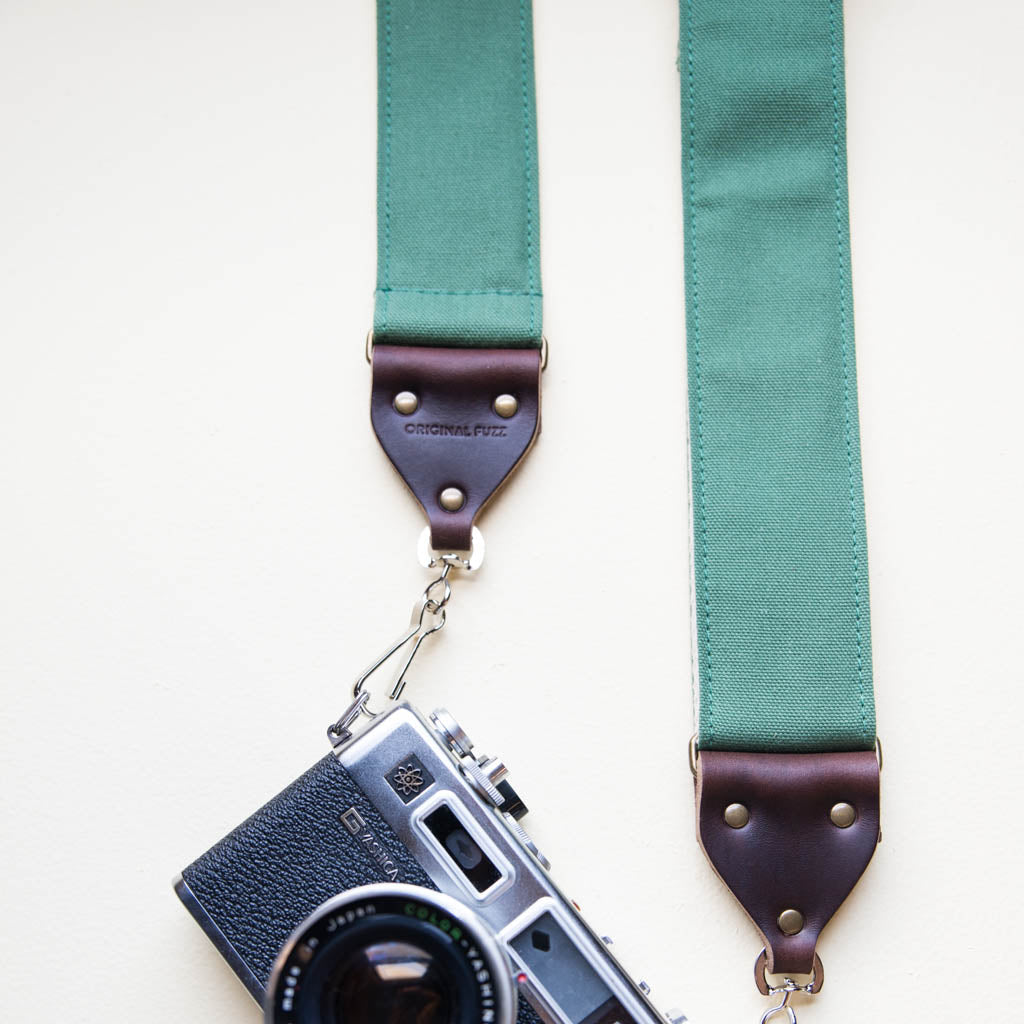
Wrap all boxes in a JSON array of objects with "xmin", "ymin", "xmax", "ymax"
[{"xmin": 1, "ymin": 1, "xmax": 1021, "ymax": 1021}]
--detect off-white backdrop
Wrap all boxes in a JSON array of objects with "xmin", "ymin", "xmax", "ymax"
[{"xmin": 2, "ymin": 1, "xmax": 1021, "ymax": 1021}]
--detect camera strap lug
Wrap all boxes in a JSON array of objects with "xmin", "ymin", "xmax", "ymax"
[{"xmin": 327, "ymin": 691, "xmax": 369, "ymax": 749}]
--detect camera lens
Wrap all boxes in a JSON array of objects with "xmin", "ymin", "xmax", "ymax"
[
  {"xmin": 265, "ymin": 885, "xmax": 515, "ymax": 1024},
  {"xmin": 316, "ymin": 926, "xmax": 466, "ymax": 1024}
]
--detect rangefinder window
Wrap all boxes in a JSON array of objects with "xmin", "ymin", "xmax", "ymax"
[
  {"xmin": 511, "ymin": 912, "xmax": 642, "ymax": 1024},
  {"xmin": 423, "ymin": 802, "xmax": 502, "ymax": 892}
]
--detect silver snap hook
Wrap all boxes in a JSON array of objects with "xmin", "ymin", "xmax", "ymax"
[{"xmin": 759, "ymin": 988, "xmax": 797, "ymax": 1024}]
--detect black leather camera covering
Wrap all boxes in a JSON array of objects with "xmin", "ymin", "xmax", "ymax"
[{"xmin": 180, "ymin": 754, "xmax": 543, "ymax": 1024}]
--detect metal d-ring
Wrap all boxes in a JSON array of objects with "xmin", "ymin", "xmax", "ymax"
[
  {"xmin": 688, "ymin": 734, "xmax": 700, "ymax": 777},
  {"xmin": 417, "ymin": 525, "xmax": 485, "ymax": 572},
  {"xmin": 754, "ymin": 950, "xmax": 825, "ymax": 1024},
  {"xmin": 754, "ymin": 948, "xmax": 824, "ymax": 997}
]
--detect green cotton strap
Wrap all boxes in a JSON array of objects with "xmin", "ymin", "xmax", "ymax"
[
  {"xmin": 374, "ymin": 0, "xmax": 542, "ymax": 347},
  {"xmin": 681, "ymin": 0, "xmax": 875, "ymax": 753}
]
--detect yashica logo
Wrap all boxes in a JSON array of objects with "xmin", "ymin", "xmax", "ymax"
[{"xmin": 339, "ymin": 807, "xmax": 399, "ymax": 882}]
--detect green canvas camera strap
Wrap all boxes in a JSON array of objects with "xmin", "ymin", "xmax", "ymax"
[
  {"xmin": 362, "ymin": 0, "xmax": 881, "ymax": 1012},
  {"xmin": 367, "ymin": 0, "xmax": 545, "ymax": 558},
  {"xmin": 372, "ymin": 0, "xmax": 542, "ymax": 347},
  {"xmin": 681, "ymin": 0, "xmax": 881, "ymax": 1006}
]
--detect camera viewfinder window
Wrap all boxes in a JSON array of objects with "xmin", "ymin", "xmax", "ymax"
[{"xmin": 423, "ymin": 803, "xmax": 502, "ymax": 893}]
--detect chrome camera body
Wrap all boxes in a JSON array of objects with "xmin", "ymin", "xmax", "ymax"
[{"xmin": 176, "ymin": 703, "xmax": 686, "ymax": 1024}]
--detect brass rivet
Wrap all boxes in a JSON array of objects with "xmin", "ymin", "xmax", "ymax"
[
  {"xmin": 393, "ymin": 391, "xmax": 418, "ymax": 415},
  {"xmin": 777, "ymin": 909, "xmax": 804, "ymax": 936},
  {"xmin": 830, "ymin": 802, "xmax": 857, "ymax": 828},
  {"xmin": 493, "ymin": 393, "xmax": 518, "ymax": 418},
  {"xmin": 439, "ymin": 487, "xmax": 465, "ymax": 512},
  {"xmin": 723, "ymin": 803, "xmax": 749, "ymax": 829}
]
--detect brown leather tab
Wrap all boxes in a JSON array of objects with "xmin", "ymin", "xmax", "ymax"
[
  {"xmin": 696, "ymin": 750, "xmax": 880, "ymax": 977},
  {"xmin": 370, "ymin": 344, "xmax": 541, "ymax": 551}
]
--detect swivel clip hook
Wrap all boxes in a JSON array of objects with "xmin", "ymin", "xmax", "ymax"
[
  {"xmin": 759, "ymin": 985, "xmax": 798, "ymax": 1024},
  {"xmin": 327, "ymin": 530, "xmax": 482, "ymax": 748},
  {"xmin": 328, "ymin": 565, "xmax": 453, "ymax": 746},
  {"xmin": 356, "ymin": 565, "xmax": 452, "ymax": 708},
  {"xmin": 352, "ymin": 563, "xmax": 455, "ymax": 711}
]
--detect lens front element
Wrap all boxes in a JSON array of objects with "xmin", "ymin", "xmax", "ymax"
[
  {"xmin": 316, "ymin": 925, "xmax": 471, "ymax": 1024},
  {"xmin": 265, "ymin": 885, "xmax": 515, "ymax": 1024},
  {"xmin": 324, "ymin": 938, "xmax": 454, "ymax": 1020}
]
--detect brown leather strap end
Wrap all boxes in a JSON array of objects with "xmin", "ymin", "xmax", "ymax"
[
  {"xmin": 370, "ymin": 344, "xmax": 541, "ymax": 551},
  {"xmin": 695, "ymin": 750, "xmax": 880, "ymax": 977}
]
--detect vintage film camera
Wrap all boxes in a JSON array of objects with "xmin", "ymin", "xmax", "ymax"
[{"xmin": 176, "ymin": 702, "xmax": 687, "ymax": 1024}]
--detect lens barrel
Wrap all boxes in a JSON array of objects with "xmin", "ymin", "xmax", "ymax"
[{"xmin": 265, "ymin": 885, "xmax": 516, "ymax": 1024}]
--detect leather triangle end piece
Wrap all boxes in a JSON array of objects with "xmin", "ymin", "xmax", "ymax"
[
  {"xmin": 370, "ymin": 344, "xmax": 541, "ymax": 552},
  {"xmin": 695, "ymin": 750, "xmax": 880, "ymax": 977}
]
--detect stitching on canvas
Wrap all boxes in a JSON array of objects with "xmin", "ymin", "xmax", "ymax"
[
  {"xmin": 685, "ymin": 0, "xmax": 714, "ymax": 745},
  {"xmin": 828, "ymin": 0, "xmax": 869, "ymax": 744},
  {"xmin": 376, "ymin": 287, "xmax": 542, "ymax": 297},
  {"xmin": 380, "ymin": 0, "xmax": 394, "ymax": 330},
  {"xmin": 519, "ymin": 0, "xmax": 538, "ymax": 338}
]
